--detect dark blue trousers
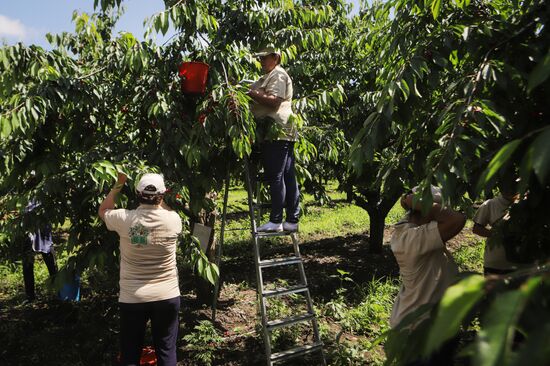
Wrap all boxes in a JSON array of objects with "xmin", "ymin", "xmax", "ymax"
[
  {"xmin": 119, "ymin": 296, "xmax": 180, "ymax": 366},
  {"xmin": 22, "ymin": 237, "xmax": 57, "ymax": 301},
  {"xmin": 262, "ymin": 140, "xmax": 300, "ymax": 223}
]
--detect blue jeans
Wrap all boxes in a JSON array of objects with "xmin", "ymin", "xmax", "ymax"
[
  {"xmin": 262, "ymin": 140, "xmax": 300, "ymax": 223},
  {"xmin": 119, "ymin": 296, "xmax": 180, "ymax": 366}
]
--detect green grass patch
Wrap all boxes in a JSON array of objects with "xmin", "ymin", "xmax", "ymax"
[
  {"xmin": 453, "ymin": 235, "xmax": 484, "ymax": 273},
  {"xmin": 220, "ymin": 183, "xmax": 406, "ymax": 243},
  {"xmin": 322, "ymin": 275, "xmax": 399, "ymax": 338}
]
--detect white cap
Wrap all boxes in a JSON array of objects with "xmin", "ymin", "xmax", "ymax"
[
  {"xmin": 412, "ymin": 185, "xmax": 442, "ymax": 203},
  {"xmin": 253, "ymin": 47, "xmax": 281, "ymax": 57},
  {"xmin": 136, "ymin": 173, "xmax": 166, "ymax": 195}
]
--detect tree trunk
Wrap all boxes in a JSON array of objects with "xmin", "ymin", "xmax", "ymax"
[
  {"xmin": 368, "ymin": 208, "xmax": 386, "ymax": 253},
  {"xmin": 350, "ymin": 187, "xmax": 401, "ymax": 253},
  {"xmin": 365, "ymin": 193, "xmax": 401, "ymax": 253}
]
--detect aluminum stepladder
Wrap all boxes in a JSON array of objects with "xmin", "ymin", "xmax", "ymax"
[{"xmin": 242, "ymin": 157, "xmax": 326, "ymax": 366}]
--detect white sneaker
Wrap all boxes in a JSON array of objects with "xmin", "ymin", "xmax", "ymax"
[
  {"xmin": 283, "ymin": 222, "xmax": 299, "ymax": 232},
  {"xmin": 257, "ymin": 221, "xmax": 283, "ymax": 232}
]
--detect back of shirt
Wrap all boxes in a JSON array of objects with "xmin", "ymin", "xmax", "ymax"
[
  {"xmin": 390, "ymin": 221, "xmax": 458, "ymax": 327},
  {"xmin": 104, "ymin": 205, "xmax": 182, "ymax": 303},
  {"xmin": 473, "ymin": 195, "xmax": 515, "ymax": 270}
]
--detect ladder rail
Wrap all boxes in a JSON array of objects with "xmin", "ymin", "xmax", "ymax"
[
  {"xmin": 244, "ymin": 157, "xmax": 274, "ymax": 362},
  {"xmin": 249, "ymin": 159, "xmax": 325, "ymax": 366},
  {"xmin": 292, "ymin": 234, "xmax": 325, "ymax": 365}
]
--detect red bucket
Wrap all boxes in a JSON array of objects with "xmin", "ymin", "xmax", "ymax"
[
  {"xmin": 179, "ymin": 61, "xmax": 209, "ymax": 94},
  {"xmin": 117, "ymin": 346, "xmax": 157, "ymax": 365}
]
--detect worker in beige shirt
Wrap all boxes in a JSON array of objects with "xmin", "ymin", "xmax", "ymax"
[
  {"xmin": 390, "ymin": 187, "xmax": 466, "ymax": 328},
  {"xmin": 472, "ymin": 186, "xmax": 518, "ymax": 275},
  {"xmin": 99, "ymin": 172, "xmax": 182, "ymax": 366},
  {"xmin": 248, "ymin": 47, "xmax": 300, "ymax": 233}
]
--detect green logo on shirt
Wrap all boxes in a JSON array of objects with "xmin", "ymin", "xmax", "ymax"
[{"xmin": 129, "ymin": 223, "xmax": 149, "ymax": 245}]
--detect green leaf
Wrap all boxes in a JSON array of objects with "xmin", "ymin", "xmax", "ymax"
[
  {"xmin": 397, "ymin": 79, "xmax": 410, "ymax": 100},
  {"xmin": 479, "ymin": 102, "xmax": 505, "ymax": 125},
  {"xmin": 476, "ymin": 139, "xmax": 521, "ymax": 193},
  {"xmin": 161, "ymin": 11, "xmax": 169, "ymax": 35},
  {"xmin": 195, "ymin": 8, "xmax": 203, "ymax": 30},
  {"xmin": 0, "ymin": 49, "xmax": 9, "ymax": 69},
  {"xmin": 518, "ymin": 145, "xmax": 533, "ymax": 194},
  {"xmin": 527, "ymin": 49, "xmax": 550, "ymax": 92},
  {"xmin": 10, "ymin": 112, "xmax": 19, "ymax": 134},
  {"xmin": 30, "ymin": 106, "xmax": 39, "ymax": 121},
  {"xmin": 431, "ymin": 0, "xmax": 441, "ymax": 19},
  {"xmin": 151, "ymin": 15, "xmax": 159, "ymax": 33},
  {"xmin": 197, "ymin": 255, "xmax": 205, "ymax": 274},
  {"xmin": 449, "ymin": 49, "xmax": 459, "ymax": 67},
  {"xmin": 509, "ymin": 317, "xmax": 550, "ymax": 366},
  {"xmin": 531, "ymin": 127, "xmax": 550, "ymax": 184},
  {"xmin": 205, "ymin": 263, "xmax": 219, "ymax": 285},
  {"xmin": 424, "ymin": 275, "xmax": 485, "ymax": 356},
  {"xmin": 14, "ymin": 111, "xmax": 23, "ymax": 131},
  {"xmin": 474, "ymin": 277, "xmax": 542, "ymax": 366},
  {"xmin": 1, "ymin": 115, "xmax": 12, "ymax": 138}
]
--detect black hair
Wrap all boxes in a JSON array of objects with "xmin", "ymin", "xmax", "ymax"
[
  {"xmin": 497, "ymin": 169, "xmax": 518, "ymax": 197},
  {"xmin": 137, "ymin": 193, "xmax": 163, "ymax": 205}
]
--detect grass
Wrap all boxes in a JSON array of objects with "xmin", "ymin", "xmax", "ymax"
[
  {"xmin": 453, "ymin": 236, "xmax": 485, "ymax": 273},
  {"xmin": 300, "ymin": 201, "xmax": 371, "ymax": 238},
  {"xmin": 221, "ymin": 182, "xmax": 406, "ymax": 244}
]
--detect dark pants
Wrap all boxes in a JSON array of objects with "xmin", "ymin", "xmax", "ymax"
[
  {"xmin": 262, "ymin": 140, "xmax": 300, "ymax": 223},
  {"xmin": 405, "ymin": 336, "xmax": 459, "ymax": 366},
  {"xmin": 22, "ymin": 238, "xmax": 57, "ymax": 301},
  {"xmin": 119, "ymin": 296, "xmax": 180, "ymax": 366},
  {"xmin": 484, "ymin": 267, "xmax": 515, "ymax": 276}
]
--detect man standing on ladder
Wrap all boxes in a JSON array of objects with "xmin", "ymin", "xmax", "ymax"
[{"xmin": 248, "ymin": 46, "xmax": 299, "ymax": 233}]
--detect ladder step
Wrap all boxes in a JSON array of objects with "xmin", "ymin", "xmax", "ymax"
[
  {"xmin": 270, "ymin": 341, "xmax": 324, "ymax": 363},
  {"xmin": 267, "ymin": 312, "xmax": 315, "ymax": 330},
  {"xmin": 256, "ymin": 231, "xmax": 296, "ymax": 238},
  {"xmin": 263, "ymin": 285, "xmax": 308, "ymax": 298},
  {"xmin": 259, "ymin": 256, "xmax": 302, "ymax": 269}
]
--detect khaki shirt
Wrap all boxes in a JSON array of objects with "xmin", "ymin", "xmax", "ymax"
[
  {"xmin": 473, "ymin": 195, "xmax": 516, "ymax": 270},
  {"xmin": 250, "ymin": 65, "xmax": 296, "ymax": 141},
  {"xmin": 104, "ymin": 204, "xmax": 182, "ymax": 303},
  {"xmin": 390, "ymin": 220, "xmax": 458, "ymax": 328}
]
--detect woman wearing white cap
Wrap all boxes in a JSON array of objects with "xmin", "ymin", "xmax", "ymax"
[
  {"xmin": 248, "ymin": 47, "xmax": 300, "ymax": 232},
  {"xmin": 99, "ymin": 172, "xmax": 182, "ymax": 366}
]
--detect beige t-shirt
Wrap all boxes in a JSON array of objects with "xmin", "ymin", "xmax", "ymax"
[
  {"xmin": 104, "ymin": 204, "xmax": 182, "ymax": 303},
  {"xmin": 250, "ymin": 65, "xmax": 296, "ymax": 141},
  {"xmin": 390, "ymin": 220, "xmax": 458, "ymax": 328},
  {"xmin": 473, "ymin": 195, "xmax": 516, "ymax": 270}
]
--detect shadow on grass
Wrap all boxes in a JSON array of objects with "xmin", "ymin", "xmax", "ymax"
[{"xmin": 218, "ymin": 233, "xmax": 399, "ymax": 304}]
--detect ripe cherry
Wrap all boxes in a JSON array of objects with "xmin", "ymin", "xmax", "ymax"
[{"xmin": 198, "ymin": 113, "xmax": 207, "ymax": 125}]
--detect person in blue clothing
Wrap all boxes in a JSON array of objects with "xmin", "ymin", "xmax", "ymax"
[{"xmin": 21, "ymin": 199, "xmax": 58, "ymax": 303}]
